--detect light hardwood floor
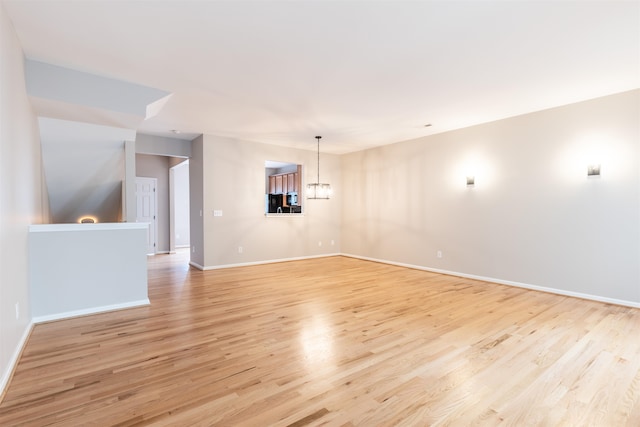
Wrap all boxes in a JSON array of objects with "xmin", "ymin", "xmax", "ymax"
[{"xmin": 1, "ymin": 253, "xmax": 639, "ymax": 426}]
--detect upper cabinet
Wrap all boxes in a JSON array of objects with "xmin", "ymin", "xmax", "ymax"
[
  {"xmin": 268, "ymin": 167, "xmax": 301, "ymax": 195},
  {"xmin": 275, "ymin": 175, "xmax": 283, "ymax": 193}
]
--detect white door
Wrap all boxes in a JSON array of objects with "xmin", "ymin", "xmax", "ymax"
[{"xmin": 136, "ymin": 177, "xmax": 158, "ymax": 255}]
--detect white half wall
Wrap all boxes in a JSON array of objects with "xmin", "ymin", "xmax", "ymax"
[{"xmin": 29, "ymin": 223, "xmax": 149, "ymax": 322}]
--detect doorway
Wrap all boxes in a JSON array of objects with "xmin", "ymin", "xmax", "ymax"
[
  {"xmin": 169, "ymin": 160, "xmax": 190, "ymax": 253},
  {"xmin": 135, "ymin": 176, "xmax": 158, "ymax": 255}
]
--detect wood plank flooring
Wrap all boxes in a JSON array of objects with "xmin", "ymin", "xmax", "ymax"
[{"xmin": 1, "ymin": 252, "xmax": 639, "ymax": 426}]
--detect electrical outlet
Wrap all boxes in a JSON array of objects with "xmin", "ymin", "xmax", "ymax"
[
  {"xmin": 192, "ymin": 246, "xmax": 195, "ymax": 253},
  {"xmin": 331, "ymin": 240, "xmax": 335, "ymax": 246},
  {"xmin": 318, "ymin": 241, "xmax": 322, "ymax": 247},
  {"xmin": 15, "ymin": 302, "xmax": 19, "ymax": 320},
  {"xmin": 437, "ymin": 250, "xmax": 443, "ymax": 259},
  {"xmin": 238, "ymin": 246, "xmax": 243, "ymax": 254}
]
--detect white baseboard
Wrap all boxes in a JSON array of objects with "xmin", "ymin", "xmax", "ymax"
[
  {"xmin": 341, "ymin": 253, "xmax": 640, "ymax": 309},
  {"xmin": 0, "ymin": 321, "xmax": 33, "ymax": 401},
  {"xmin": 189, "ymin": 253, "xmax": 341, "ymax": 271},
  {"xmin": 185, "ymin": 252, "xmax": 639, "ymax": 308},
  {"xmin": 189, "ymin": 261, "xmax": 205, "ymax": 270},
  {"xmin": 32, "ymin": 299, "xmax": 151, "ymax": 324}
]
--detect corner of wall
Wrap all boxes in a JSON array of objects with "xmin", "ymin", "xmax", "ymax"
[{"xmin": 0, "ymin": 2, "xmax": 46, "ymax": 398}]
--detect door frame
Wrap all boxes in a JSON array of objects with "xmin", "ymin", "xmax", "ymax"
[{"xmin": 169, "ymin": 159, "xmax": 190, "ymax": 254}]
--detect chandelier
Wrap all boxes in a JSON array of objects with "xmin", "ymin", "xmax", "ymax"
[{"xmin": 306, "ymin": 136, "xmax": 332, "ymax": 199}]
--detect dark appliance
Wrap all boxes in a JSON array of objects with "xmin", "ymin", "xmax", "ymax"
[{"xmin": 268, "ymin": 193, "xmax": 283, "ymax": 213}]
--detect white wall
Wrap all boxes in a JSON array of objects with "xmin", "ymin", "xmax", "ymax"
[
  {"xmin": 0, "ymin": 2, "xmax": 47, "ymax": 394},
  {"xmin": 189, "ymin": 135, "xmax": 205, "ymax": 267},
  {"xmin": 39, "ymin": 117, "xmax": 130, "ymax": 224},
  {"xmin": 25, "ymin": 58, "xmax": 170, "ymax": 119},
  {"xmin": 342, "ymin": 90, "xmax": 640, "ymax": 305},
  {"xmin": 194, "ymin": 134, "xmax": 341, "ymax": 269},
  {"xmin": 135, "ymin": 133, "xmax": 191, "ymax": 158}
]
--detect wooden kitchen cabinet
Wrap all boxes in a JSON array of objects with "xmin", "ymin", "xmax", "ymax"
[
  {"xmin": 268, "ymin": 176, "xmax": 275, "ymax": 194},
  {"xmin": 268, "ymin": 170, "xmax": 301, "ymax": 195},
  {"xmin": 287, "ymin": 173, "xmax": 295, "ymax": 192}
]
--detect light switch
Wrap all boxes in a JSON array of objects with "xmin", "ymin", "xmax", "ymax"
[{"xmin": 213, "ymin": 210, "xmax": 223, "ymax": 217}]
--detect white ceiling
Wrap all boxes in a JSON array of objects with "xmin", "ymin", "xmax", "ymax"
[{"xmin": 4, "ymin": 0, "xmax": 639, "ymax": 154}]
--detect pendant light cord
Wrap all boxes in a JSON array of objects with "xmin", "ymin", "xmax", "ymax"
[{"xmin": 315, "ymin": 135, "xmax": 321, "ymax": 183}]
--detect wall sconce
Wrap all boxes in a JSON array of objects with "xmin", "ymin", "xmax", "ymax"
[
  {"xmin": 79, "ymin": 216, "xmax": 97, "ymax": 223},
  {"xmin": 587, "ymin": 164, "xmax": 601, "ymax": 177},
  {"xmin": 466, "ymin": 176, "xmax": 475, "ymax": 187}
]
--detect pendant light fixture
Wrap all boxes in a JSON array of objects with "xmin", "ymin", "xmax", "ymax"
[{"xmin": 306, "ymin": 135, "xmax": 332, "ymax": 199}]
